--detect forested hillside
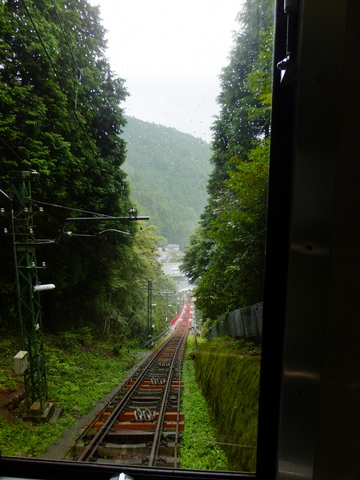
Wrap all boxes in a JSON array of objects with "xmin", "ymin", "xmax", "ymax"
[
  {"xmin": 0, "ymin": 0, "xmax": 176, "ymax": 341},
  {"xmin": 182, "ymin": 0, "xmax": 273, "ymax": 322},
  {"xmin": 121, "ymin": 117, "xmax": 212, "ymax": 249},
  {"xmin": 0, "ymin": 0, "xmax": 273, "ymax": 340}
]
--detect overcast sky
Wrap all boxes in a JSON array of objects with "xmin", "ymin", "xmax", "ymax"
[{"xmin": 90, "ymin": 1, "xmax": 243, "ymax": 141}]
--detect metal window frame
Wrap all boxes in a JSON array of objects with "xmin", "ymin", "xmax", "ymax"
[
  {"xmin": 3, "ymin": 1, "xmax": 360, "ymax": 479},
  {"xmin": 0, "ymin": 1, "xmax": 288, "ymax": 479}
]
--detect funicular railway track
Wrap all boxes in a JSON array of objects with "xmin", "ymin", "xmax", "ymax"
[{"xmin": 71, "ymin": 305, "xmax": 192, "ymax": 468}]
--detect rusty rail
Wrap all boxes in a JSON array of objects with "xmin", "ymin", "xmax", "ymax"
[{"xmin": 71, "ymin": 311, "xmax": 191, "ymax": 467}]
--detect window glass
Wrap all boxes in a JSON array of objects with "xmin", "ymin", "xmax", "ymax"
[{"xmin": 0, "ymin": 0, "xmax": 273, "ymax": 474}]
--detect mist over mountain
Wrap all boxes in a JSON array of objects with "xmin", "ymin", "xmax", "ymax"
[{"xmin": 122, "ymin": 116, "xmax": 212, "ymax": 249}]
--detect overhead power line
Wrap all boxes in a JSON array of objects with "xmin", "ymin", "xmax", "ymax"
[{"xmin": 32, "ymin": 198, "xmax": 116, "ymax": 218}]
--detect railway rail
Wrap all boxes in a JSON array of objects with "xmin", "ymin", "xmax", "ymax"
[{"xmin": 70, "ymin": 304, "xmax": 192, "ymax": 468}]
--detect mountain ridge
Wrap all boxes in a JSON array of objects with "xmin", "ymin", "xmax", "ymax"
[{"xmin": 121, "ymin": 116, "xmax": 212, "ymax": 248}]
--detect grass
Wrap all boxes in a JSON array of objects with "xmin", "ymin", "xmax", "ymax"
[
  {"xmin": 0, "ymin": 329, "xmax": 137, "ymax": 457},
  {"xmin": 180, "ymin": 334, "xmax": 227, "ymax": 470},
  {"xmin": 0, "ymin": 328, "xmax": 260, "ymax": 472}
]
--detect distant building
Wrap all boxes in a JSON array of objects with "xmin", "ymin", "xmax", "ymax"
[
  {"xmin": 162, "ymin": 262, "xmax": 182, "ymax": 279},
  {"xmin": 157, "ymin": 248, "xmax": 169, "ymax": 263},
  {"xmin": 165, "ymin": 244, "xmax": 180, "ymax": 252}
]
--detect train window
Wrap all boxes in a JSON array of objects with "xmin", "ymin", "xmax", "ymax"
[
  {"xmin": 0, "ymin": 0, "xmax": 281, "ymax": 479},
  {"xmin": 3, "ymin": 0, "xmax": 359, "ymax": 479}
]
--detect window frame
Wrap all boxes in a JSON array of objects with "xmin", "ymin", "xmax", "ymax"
[{"xmin": 0, "ymin": 1, "xmax": 293, "ymax": 479}]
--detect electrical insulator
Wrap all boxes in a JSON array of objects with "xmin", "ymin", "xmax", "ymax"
[
  {"xmin": 24, "ymin": 207, "xmax": 28, "ymax": 212},
  {"xmin": 39, "ymin": 207, "xmax": 43, "ymax": 212},
  {"xmin": 42, "ymin": 262, "xmax": 46, "ymax": 267},
  {"xmin": 0, "ymin": 208, "xmax": 4, "ymax": 213},
  {"xmin": 4, "ymin": 228, "xmax": 8, "ymax": 234},
  {"xmin": 29, "ymin": 228, "xmax": 33, "ymax": 234},
  {"xmin": 34, "ymin": 284, "xmax": 55, "ymax": 292}
]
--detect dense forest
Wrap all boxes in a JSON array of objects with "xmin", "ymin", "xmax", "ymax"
[
  {"xmin": 121, "ymin": 117, "xmax": 211, "ymax": 249},
  {"xmin": 182, "ymin": 0, "xmax": 273, "ymax": 323},
  {"xmin": 0, "ymin": 0, "xmax": 177, "ymax": 342},
  {"xmin": 0, "ymin": 0, "xmax": 273, "ymax": 341}
]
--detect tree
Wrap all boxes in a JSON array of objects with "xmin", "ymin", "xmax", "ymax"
[
  {"xmin": 113, "ymin": 222, "xmax": 177, "ymax": 343},
  {"xmin": 208, "ymin": 0, "xmax": 273, "ymax": 196},
  {"xmin": 0, "ymin": 0, "xmax": 135, "ymax": 332},
  {"xmin": 182, "ymin": 0, "xmax": 273, "ymax": 323},
  {"xmin": 121, "ymin": 116, "xmax": 212, "ymax": 249}
]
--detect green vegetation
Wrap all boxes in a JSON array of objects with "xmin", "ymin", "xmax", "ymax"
[
  {"xmin": 0, "ymin": 329, "xmax": 136, "ymax": 457},
  {"xmin": 180, "ymin": 335, "xmax": 227, "ymax": 470},
  {"xmin": 1, "ymin": 332, "xmax": 259, "ymax": 472},
  {"xmin": 192, "ymin": 337, "xmax": 260, "ymax": 472},
  {"xmin": 0, "ymin": 0, "xmax": 177, "ymax": 340},
  {"xmin": 0, "ymin": 0, "xmax": 265, "ymax": 470},
  {"xmin": 181, "ymin": 0, "xmax": 273, "ymax": 322},
  {"xmin": 180, "ymin": 335, "xmax": 260, "ymax": 472},
  {"xmin": 122, "ymin": 116, "xmax": 212, "ymax": 249}
]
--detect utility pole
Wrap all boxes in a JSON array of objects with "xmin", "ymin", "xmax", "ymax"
[
  {"xmin": 147, "ymin": 280, "xmax": 154, "ymax": 347},
  {"xmin": 6, "ymin": 171, "xmax": 52, "ymax": 417},
  {"xmin": 2, "ymin": 171, "xmax": 149, "ymax": 418},
  {"xmin": 160, "ymin": 290, "xmax": 176, "ymax": 324}
]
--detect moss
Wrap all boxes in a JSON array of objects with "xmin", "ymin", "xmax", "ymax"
[
  {"xmin": 193, "ymin": 337, "xmax": 260, "ymax": 472},
  {"xmin": 0, "ymin": 330, "xmax": 137, "ymax": 457}
]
